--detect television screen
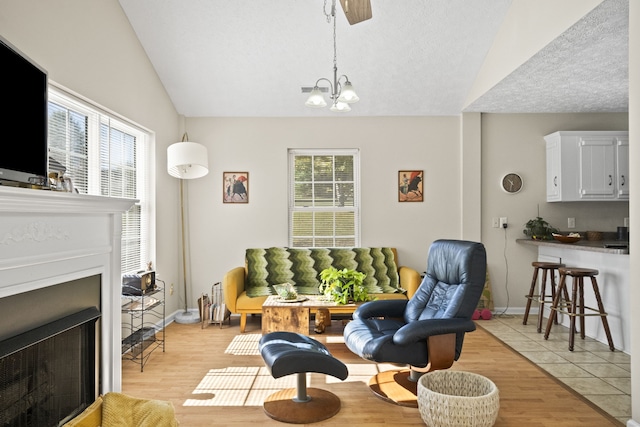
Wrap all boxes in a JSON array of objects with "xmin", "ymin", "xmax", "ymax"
[{"xmin": 0, "ymin": 35, "xmax": 48, "ymax": 187}]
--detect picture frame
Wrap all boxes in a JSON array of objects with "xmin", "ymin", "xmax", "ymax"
[
  {"xmin": 223, "ymin": 172, "xmax": 249, "ymax": 203},
  {"xmin": 398, "ymin": 170, "xmax": 423, "ymax": 202}
]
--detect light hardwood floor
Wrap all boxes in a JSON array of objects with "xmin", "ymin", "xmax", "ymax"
[{"xmin": 122, "ymin": 315, "xmax": 622, "ymax": 426}]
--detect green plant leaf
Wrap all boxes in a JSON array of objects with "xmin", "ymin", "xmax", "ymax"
[{"xmin": 319, "ymin": 267, "xmax": 368, "ymax": 304}]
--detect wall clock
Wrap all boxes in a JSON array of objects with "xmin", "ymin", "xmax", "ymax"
[{"xmin": 501, "ymin": 173, "xmax": 523, "ymax": 194}]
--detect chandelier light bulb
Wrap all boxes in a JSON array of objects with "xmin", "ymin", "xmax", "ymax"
[
  {"xmin": 305, "ymin": 86, "xmax": 328, "ymax": 108},
  {"xmin": 329, "ymin": 101, "xmax": 351, "ymax": 112},
  {"xmin": 337, "ymin": 81, "xmax": 359, "ymax": 103}
]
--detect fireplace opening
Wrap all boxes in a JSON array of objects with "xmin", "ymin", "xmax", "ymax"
[{"xmin": 0, "ymin": 307, "xmax": 100, "ymax": 427}]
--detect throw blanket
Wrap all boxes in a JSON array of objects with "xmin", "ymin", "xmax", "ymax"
[
  {"xmin": 245, "ymin": 247, "xmax": 401, "ymax": 297},
  {"xmin": 102, "ymin": 392, "xmax": 178, "ymax": 427}
]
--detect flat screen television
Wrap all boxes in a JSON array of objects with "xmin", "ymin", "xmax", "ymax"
[{"xmin": 0, "ymin": 35, "xmax": 48, "ymax": 187}]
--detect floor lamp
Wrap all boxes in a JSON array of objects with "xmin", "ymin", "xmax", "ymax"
[{"xmin": 167, "ymin": 133, "xmax": 209, "ymax": 324}]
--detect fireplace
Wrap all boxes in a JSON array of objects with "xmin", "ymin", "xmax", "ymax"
[
  {"xmin": 0, "ymin": 186, "xmax": 135, "ymax": 404},
  {"xmin": 0, "ymin": 307, "xmax": 100, "ymax": 426}
]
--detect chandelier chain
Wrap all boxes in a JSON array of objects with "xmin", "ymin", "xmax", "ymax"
[
  {"xmin": 333, "ymin": 6, "xmax": 338, "ymax": 71},
  {"xmin": 323, "ymin": 0, "xmax": 333, "ymax": 23}
]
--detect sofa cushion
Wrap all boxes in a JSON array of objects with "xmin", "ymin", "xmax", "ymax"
[{"xmin": 245, "ymin": 247, "xmax": 401, "ymax": 298}]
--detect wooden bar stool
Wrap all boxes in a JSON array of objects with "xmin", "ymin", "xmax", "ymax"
[
  {"xmin": 523, "ymin": 262, "xmax": 566, "ymax": 332},
  {"xmin": 544, "ymin": 267, "xmax": 615, "ymax": 351}
]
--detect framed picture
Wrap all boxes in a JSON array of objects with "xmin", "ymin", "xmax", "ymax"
[
  {"xmin": 398, "ymin": 170, "xmax": 423, "ymax": 202},
  {"xmin": 223, "ymin": 172, "xmax": 249, "ymax": 203}
]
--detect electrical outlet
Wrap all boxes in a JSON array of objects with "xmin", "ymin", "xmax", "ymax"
[
  {"xmin": 492, "ymin": 217, "xmax": 500, "ymax": 228},
  {"xmin": 170, "ymin": 283, "xmax": 174, "ymax": 295},
  {"xmin": 499, "ymin": 217, "xmax": 508, "ymax": 228},
  {"xmin": 624, "ymin": 217, "xmax": 629, "ymax": 227},
  {"xmin": 568, "ymin": 217, "xmax": 576, "ymax": 229}
]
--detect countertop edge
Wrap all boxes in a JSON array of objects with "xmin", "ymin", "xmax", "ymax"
[{"xmin": 516, "ymin": 239, "xmax": 629, "ymax": 255}]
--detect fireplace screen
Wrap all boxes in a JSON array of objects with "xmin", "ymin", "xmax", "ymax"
[{"xmin": 0, "ymin": 307, "xmax": 100, "ymax": 427}]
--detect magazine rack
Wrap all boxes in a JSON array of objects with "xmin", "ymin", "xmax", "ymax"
[{"xmin": 199, "ymin": 282, "xmax": 231, "ymax": 329}]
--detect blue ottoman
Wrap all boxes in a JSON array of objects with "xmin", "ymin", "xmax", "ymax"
[{"xmin": 259, "ymin": 331, "xmax": 348, "ymax": 423}]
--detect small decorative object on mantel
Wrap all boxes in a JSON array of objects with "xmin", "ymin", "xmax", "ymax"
[
  {"xmin": 398, "ymin": 170, "xmax": 423, "ymax": 202},
  {"xmin": 223, "ymin": 172, "xmax": 248, "ymax": 203},
  {"xmin": 523, "ymin": 216, "xmax": 558, "ymax": 240},
  {"xmin": 319, "ymin": 267, "xmax": 368, "ymax": 305}
]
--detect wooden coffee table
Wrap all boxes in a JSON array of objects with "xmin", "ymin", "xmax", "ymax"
[{"xmin": 261, "ymin": 295, "xmax": 358, "ymax": 335}]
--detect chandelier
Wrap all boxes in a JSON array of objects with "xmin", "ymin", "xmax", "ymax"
[{"xmin": 304, "ymin": 0, "xmax": 359, "ymax": 112}]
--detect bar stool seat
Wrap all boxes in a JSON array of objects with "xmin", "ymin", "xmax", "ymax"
[
  {"xmin": 523, "ymin": 262, "xmax": 566, "ymax": 332},
  {"xmin": 544, "ymin": 267, "xmax": 615, "ymax": 351}
]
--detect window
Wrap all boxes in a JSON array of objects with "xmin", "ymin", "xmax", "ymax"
[
  {"xmin": 288, "ymin": 149, "xmax": 360, "ymax": 247},
  {"xmin": 48, "ymin": 86, "xmax": 152, "ymax": 274}
]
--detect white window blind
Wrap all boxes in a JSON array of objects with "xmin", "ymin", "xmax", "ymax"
[
  {"xmin": 48, "ymin": 87, "xmax": 151, "ymax": 275},
  {"xmin": 288, "ymin": 149, "xmax": 360, "ymax": 247}
]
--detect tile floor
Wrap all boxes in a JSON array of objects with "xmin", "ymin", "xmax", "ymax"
[{"xmin": 481, "ymin": 313, "xmax": 631, "ymax": 424}]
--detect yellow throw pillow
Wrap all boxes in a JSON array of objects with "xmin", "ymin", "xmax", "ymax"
[
  {"xmin": 62, "ymin": 396, "xmax": 103, "ymax": 427},
  {"xmin": 102, "ymin": 392, "xmax": 178, "ymax": 427}
]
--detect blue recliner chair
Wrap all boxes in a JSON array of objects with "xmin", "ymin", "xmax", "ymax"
[{"xmin": 343, "ymin": 239, "xmax": 487, "ymax": 407}]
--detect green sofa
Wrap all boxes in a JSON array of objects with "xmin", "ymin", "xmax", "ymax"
[{"xmin": 222, "ymin": 247, "xmax": 421, "ymax": 332}]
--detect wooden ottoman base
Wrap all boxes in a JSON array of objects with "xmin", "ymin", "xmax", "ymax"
[{"xmin": 263, "ymin": 387, "xmax": 341, "ymax": 423}]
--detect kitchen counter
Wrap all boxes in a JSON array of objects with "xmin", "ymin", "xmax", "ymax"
[
  {"xmin": 516, "ymin": 238, "xmax": 629, "ymax": 255},
  {"xmin": 518, "ymin": 238, "xmax": 630, "ymax": 353}
]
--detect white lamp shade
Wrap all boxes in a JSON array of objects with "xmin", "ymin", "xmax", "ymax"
[
  {"xmin": 337, "ymin": 82, "xmax": 359, "ymax": 103},
  {"xmin": 305, "ymin": 87, "xmax": 328, "ymax": 108},
  {"xmin": 329, "ymin": 101, "xmax": 351, "ymax": 112},
  {"xmin": 167, "ymin": 141, "xmax": 209, "ymax": 179}
]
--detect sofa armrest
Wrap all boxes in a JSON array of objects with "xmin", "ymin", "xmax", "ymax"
[
  {"xmin": 398, "ymin": 265, "xmax": 421, "ymax": 299},
  {"xmin": 223, "ymin": 267, "xmax": 246, "ymax": 313}
]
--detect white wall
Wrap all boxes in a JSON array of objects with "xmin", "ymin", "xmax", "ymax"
[
  {"xmin": 0, "ymin": 0, "xmax": 183, "ymax": 316},
  {"xmin": 183, "ymin": 112, "xmax": 629, "ymax": 318},
  {"xmin": 480, "ymin": 113, "xmax": 629, "ymax": 311},
  {"xmin": 183, "ymin": 116, "xmax": 463, "ymax": 293}
]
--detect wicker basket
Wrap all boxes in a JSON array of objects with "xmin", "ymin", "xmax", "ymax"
[{"xmin": 417, "ymin": 370, "xmax": 499, "ymax": 427}]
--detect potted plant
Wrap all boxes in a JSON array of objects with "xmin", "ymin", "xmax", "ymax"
[
  {"xmin": 319, "ymin": 267, "xmax": 369, "ymax": 305},
  {"xmin": 523, "ymin": 216, "xmax": 558, "ymax": 240}
]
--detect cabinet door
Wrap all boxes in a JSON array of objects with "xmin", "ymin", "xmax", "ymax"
[
  {"xmin": 579, "ymin": 137, "xmax": 616, "ymax": 199},
  {"xmin": 546, "ymin": 139, "xmax": 561, "ymax": 201},
  {"xmin": 616, "ymin": 137, "xmax": 629, "ymax": 198}
]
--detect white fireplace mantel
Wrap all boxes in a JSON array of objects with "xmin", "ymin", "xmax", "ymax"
[{"xmin": 0, "ymin": 185, "xmax": 135, "ymax": 392}]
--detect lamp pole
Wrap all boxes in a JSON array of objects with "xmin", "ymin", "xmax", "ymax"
[
  {"xmin": 174, "ymin": 177, "xmax": 199, "ymax": 323},
  {"xmin": 168, "ymin": 133, "xmax": 209, "ymax": 324}
]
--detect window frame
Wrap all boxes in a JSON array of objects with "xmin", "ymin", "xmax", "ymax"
[
  {"xmin": 288, "ymin": 148, "xmax": 361, "ymax": 248},
  {"xmin": 48, "ymin": 83, "xmax": 154, "ymax": 275}
]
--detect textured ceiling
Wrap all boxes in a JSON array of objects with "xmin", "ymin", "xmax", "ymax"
[
  {"xmin": 118, "ymin": 0, "xmax": 628, "ymax": 117},
  {"xmin": 466, "ymin": 0, "xmax": 628, "ymax": 113}
]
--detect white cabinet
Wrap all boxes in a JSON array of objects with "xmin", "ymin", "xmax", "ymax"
[
  {"xmin": 616, "ymin": 137, "xmax": 629, "ymax": 198},
  {"xmin": 545, "ymin": 131, "xmax": 629, "ymax": 202}
]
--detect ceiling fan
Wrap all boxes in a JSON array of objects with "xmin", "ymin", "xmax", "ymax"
[{"xmin": 339, "ymin": 0, "xmax": 372, "ymax": 25}]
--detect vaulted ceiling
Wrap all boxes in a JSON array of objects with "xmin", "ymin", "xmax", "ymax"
[{"xmin": 118, "ymin": 0, "xmax": 628, "ymax": 117}]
